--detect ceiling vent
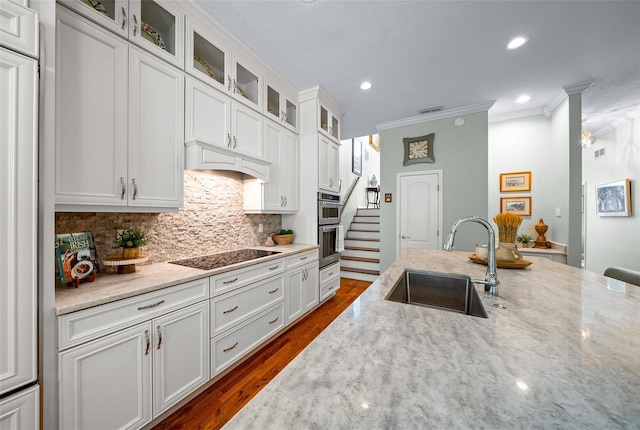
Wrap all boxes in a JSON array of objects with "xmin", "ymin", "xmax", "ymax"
[
  {"xmin": 594, "ymin": 147, "xmax": 606, "ymax": 159},
  {"xmin": 418, "ymin": 105, "xmax": 444, "ymax": 115}
]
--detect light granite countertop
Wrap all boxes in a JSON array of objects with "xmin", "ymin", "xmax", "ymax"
[
  {"xmin": 55, "ymin": 244, "xmax": 317, "ymax": 315},
  {"xmin": 223, "ymin": 249, "xmax": 640, "ymax": 429}
]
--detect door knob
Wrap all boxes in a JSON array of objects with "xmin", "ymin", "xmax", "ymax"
[{"xmin": 401, "ymin": 235, "xmax": 410, "ymax": 239}]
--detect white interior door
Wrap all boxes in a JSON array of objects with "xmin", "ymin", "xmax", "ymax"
[{"xmin": 398, "ymin": 172, "xmax": 441, "ymax": 254}]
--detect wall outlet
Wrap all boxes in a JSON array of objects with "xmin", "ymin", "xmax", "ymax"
[
  {"xmin": 555, "ymin": 207, "xmax": 562, "ymax": 217},
  {"xmin": 259, "ymin": 223, "xmax": 263, "ymax": 232}
]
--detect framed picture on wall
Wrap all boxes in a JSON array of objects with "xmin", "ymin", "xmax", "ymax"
[
  {"xmin": 500, "ymin": 171, "xmax": 531, "ymax": 192},
  {"xmin": 500, "ymin": 196, "xmax": 532, "ymax": 216},
  {"xmin": 352, "ymin": 139, "xmax": 362, "ymax": 176},
  {"xmin": 596, "ymin": 179, "xmax": 632, "ymax": 216}
]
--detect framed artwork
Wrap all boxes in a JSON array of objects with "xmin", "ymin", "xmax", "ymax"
[
  {"xmin": 369, "ymin": 134, "xmax": 380, "ymax": 152},
  {"xmin": 403, "ymin": 133, "xmax": 435, "ymax": 165},
  {"xmin": 352, "ymin": 139, "xmax": 362, "ymax": 176},
  {"xmin": 500, "ymin": 171, "xmax": 531, "ymax": 192},
  {"xmin": 596, "ymin": 179, "xmax": 632, "ymax": 216},
  {"xmin": 500, "ymin": 196, "xmax": 532, "ymax": 216}
]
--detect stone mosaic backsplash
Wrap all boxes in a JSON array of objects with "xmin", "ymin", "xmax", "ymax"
[{"xmin": 55, "ymin": 171, "xmax": 281, "ymax": 270}]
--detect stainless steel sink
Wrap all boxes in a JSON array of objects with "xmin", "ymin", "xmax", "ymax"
[{"xmin": 385, "ymin": 269, "xmax": 488, "ymax": 318}]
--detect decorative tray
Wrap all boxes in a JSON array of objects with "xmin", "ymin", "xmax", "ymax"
[{"xmin": 468, "ymin": 253, "xmax": 532, "ymax": 269}]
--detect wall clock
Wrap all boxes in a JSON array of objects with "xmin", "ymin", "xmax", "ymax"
[{"xmin": 402, "ymin": 133, "xmax": 435, "ymax": 165}]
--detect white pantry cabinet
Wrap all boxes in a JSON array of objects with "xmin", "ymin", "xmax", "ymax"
[
  {"xmin": 55, "ymin": 6, "xmax": 184, "ymax": 211},
  {"xmin": 318, "ymin": 134, "xmax": 341, "ymax": 193},
  {"xmin": 243, "ymin": 120, "xmax": 299, "ymax": 213},
  {"xmin": 59, "ymin": 281, "xmax": 209, "ymax": 430},
  {"xmin": 57, "ymin": 0, "xmax": 185, "ymax": 68}
]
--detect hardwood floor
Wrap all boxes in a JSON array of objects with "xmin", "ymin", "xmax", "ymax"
[{"xmin": 153, "ymin": 278, "xmax": 371, "ymax": 430}]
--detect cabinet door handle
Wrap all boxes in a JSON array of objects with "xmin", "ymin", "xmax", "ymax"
[
  {"xmin": 144, "ymin": 330, "xmax": 150, "ymax": 356},
  {"xmin": 156, "ymin": 326, "xmax": 163, "ymax": 350},
  {"xmin": 302, "ymin": 269, "xmax": 307, "ymax": 281},
  {"xmin": 268, "ymin": 317, "xmax": 279, "ymax": 324},
  {"xmin": 137, "ymin": 300, "xmax": 165, "ymax": 310},
  {"xmin": 227, "ymin": 133, "xmax": 231, "ymax": 148},
  {"xmin": 269, "ymin": 265, "xmax": 280, "ymax": 271},
  {"xmin": 233, "ymin": 135, "xmax": 237, "ymax": 149},
  {"xmin": 223, "ymin": 277, "xmax": 238, "ymax": 285},
  {"xmin": 233, "ymin": 79, "xmax": 237, "ymax": 94},
  {"xmin": 284, "ymin": 196, "xmax": 287, "ymax": 207},
  {"xmin": 223, "ymin": 305, "xmax": 238, "ymax": 314},
  {"xmin": 121, "ymin": 7, "xmax": 127, "ymax": 30},
  {"xmin": 227, "ymin": 75, "xmax": 231, "ymax": 91},
  {"xmin": 223, "ymin": 341, "xmax": 238, "ymax": 352},
  {"xmin": 120, "ymin": 177, "xmax": 126, "ymax": 200},
  {"xmin": 132, "ymin": 178, "xmax": 138, "ymax": 200},
  {"xmin": 280, "ymin": 196, "xmax": 284, "ymax": 207},
  {"xmin": 268, "ymin": 287, "xmax": 279, "ymax": 294},
  {"xmin": 132, "ymin": 14, "xmax": 138, "ymax": 36}
]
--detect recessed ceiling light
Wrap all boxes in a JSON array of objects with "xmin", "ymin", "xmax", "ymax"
[
  {"xmin": 506, "ymin": 36, "xmax": 529, "ymax": 50},
  {"xmin": 516, "ymin": 95, "xmax": 531, "ymax": 104},
  {"xmin": 360, "ymin": 81, "xmax": 372, "ymax": 90}
]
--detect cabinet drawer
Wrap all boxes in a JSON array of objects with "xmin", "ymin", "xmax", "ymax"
[
  {"xmin": 210, "ymin": 258, "xmax": 284, "ymax": 297},
  {"xmin": 320, "ymin": 277, "xmax": 340, "ymax": 302},
  {"xmin": 319, "ymin": 262, "xmax": 340, "ymax": 284},
  {"xmin": 285, "ymin": 250, "xmax": 318, "ymax": 271},
  {"xmin": 58, "ymin": 278, "xmax": 209, "ymax": 351},
  {"xmin": 210, "ymin": 274, "xmax": 284, "ymax": 337},
  {"xmin": 211, "ymin": 302, "xmax": 284, "ymax": 376}
]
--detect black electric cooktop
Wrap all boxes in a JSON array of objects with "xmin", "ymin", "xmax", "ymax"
[{"xmin": 169, "ymin": 249, "xmax": 281, "ymax": 271}]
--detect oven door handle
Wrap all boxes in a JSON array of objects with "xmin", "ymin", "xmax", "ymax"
[
  {"xmin": 322, "ymin": 225, "xmax": 339, "ymax": 232},
  {"xmin": 320, "ymin": 201, "xmax": 342, "ymax": 207}
]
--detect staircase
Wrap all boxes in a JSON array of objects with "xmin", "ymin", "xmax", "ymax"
[{"xmin": 340, "ymin": 208, "xmax": 380, "ymax": 282}]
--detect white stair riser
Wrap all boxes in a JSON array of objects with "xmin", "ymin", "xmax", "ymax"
[
  {"xmin": 351, "ymin": 223, "xmax": 379, "ymax": 231},
  {"xmin": 340, "ymin": 271, "xmax": 378, "ymax": 282},
  {"xmin": 347, "ymin": 230, "xmax": 380, "ymax": 240},
  {"xmin": 354, "ymin": 216, "xmax": 380, "ymax": 223},
  {"xmin": 356, "ymin": 208, "xmax": 380, "ymax": 216},
  {"xmin": 341, "ymin": 259, "xmax": 380, "ymax": 272},
  {"xmin": 344, "ymin": 239, "xmax": 379, "ymax": 248},
  {"xmin": 342, "ymin": 249, "xmax": 380, "ymax": 259}
]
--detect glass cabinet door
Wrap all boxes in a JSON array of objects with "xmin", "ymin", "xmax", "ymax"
[
  {"xmin": 128, "ymin": 0, "xmax": 184, "ymax": 68},
  {"xmin": 185, "ymin": 17, "xmax": 230, "ymax": 92},
  {"xmin": 233, "ymin": 54, "xmax": 261, "ymax": 109},
  {"xmin": 57, "ymin": 0, "xmax": 129, "ymax": 38},
  {"xmin": 266, "ymin": 85, "xmax": 281, "ymax": 121},
  {"xmin": 285, "ymin": 97, "xmax": 297, "ymax": 130}
]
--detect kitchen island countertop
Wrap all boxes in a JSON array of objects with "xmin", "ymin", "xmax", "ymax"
[
  {"xmin": 55, "ymin": 244, "xmax": 317, "ymax": 315},
  {"xmin": 223, "ymin": 249, "xmax": 640, "ymax": 429}
]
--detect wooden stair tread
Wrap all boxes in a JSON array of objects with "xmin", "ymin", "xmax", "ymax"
[
  {"xmin": 344, "ymin": 246, "xmax": 380, "ymax": 252},
  {"xmin": 340, "ymin": 267, "xmax": 380, "ymax": 275},
  {"xmin": 349, "ymin": 229, "xmax": 380, "ymax": 233},
  {"xmin": 341, "ymin": 256, "xmax": 380, "ymax": 263},
  {"xmin": 351, "ymin": 222, "xmax": 379, "ymax": 224},
  {"xmin": 345, "ymin": 237, "xmax": 380, "ymax": 242}
]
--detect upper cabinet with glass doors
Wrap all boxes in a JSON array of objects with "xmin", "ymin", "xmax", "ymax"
[
  {"xmin": 265, "ymin": 73, "xmax": 298, "ymax": 132},
  {"xmin": 57, "ymin": 0, "xmax": 185, "ymax": 68},
  {"xmin": 185, "ymin": 16, "xmax": 263, "ymax": 112}
]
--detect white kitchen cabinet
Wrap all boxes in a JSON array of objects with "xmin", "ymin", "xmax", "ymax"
[
  {"xmin": 0, "ymin": 385, "xmax": 39, "ymax": 430},
  {"xmin": 0, "ymin": 44, "xmax": 38, "ymax": 399},
  {"xmin": 286, "ymin": 260, "xmax": 319, "ymax": 323},
  {"xmin": 319, "ymin": 102, "xmax": 341, "ymax": 141},
  {"xmin": 57, "ymin": 0, "xmax": 185, "ymax": 68},
  {"xmin": 319, "ymin": 134, "xmax": 341, "ymax": 193},
  {"xmin": 231, "ymin": 51, "xmax": 262, "ymax": 111},
  {"xmin": 59, "ymin": 297, "xmax": 209, "ymax": 429},
  {"xmin": 185, "ymin": 15, "xmax": 231, "ymax": 93},
  {"xmin": 243, "ymin": 120, "xmax": 299, "ymax": 213},
  {"xmin": 265, "ymin": 74, "xmax": 298, "ymax": 132},
  {"xmin": 231, "ymin": 99, "xmax": 264, "ymax": 158},
  {"xmin": 55, "ymin": 7, "xmax": 184, "ymax": 211},
  {"xmin": 0, "ymin": 0, "xmax": 38, "ymax": 58},
  {"xmin": 319, "ymin": 261, "xmax": 341, "ymax": 302}
]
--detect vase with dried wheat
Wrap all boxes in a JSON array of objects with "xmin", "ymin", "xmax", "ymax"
[{"xmin": 493, "ymin": 212, "xmax": 523, "ymax": 262}]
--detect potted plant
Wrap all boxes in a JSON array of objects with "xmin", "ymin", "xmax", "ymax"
[
  {"xmin": 516, "ymin": 234, "xmax": 533, "ymax": 248},
  {"xmin": 115, "ymin": 228, "xmax": 150, "ymax": 258},
  {"xmin": 272, "ymin": 229, "xmax": 294, "ymax": 245}
]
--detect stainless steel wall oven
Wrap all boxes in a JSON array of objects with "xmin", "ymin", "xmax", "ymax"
[{"xmin": 318, "ymin": 192, "xmax": 342, "ymax": 268}]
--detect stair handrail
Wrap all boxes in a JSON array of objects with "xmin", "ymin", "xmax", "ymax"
[{"xmin": 341, "ymin": 176, "xmax": 361, "ymax": 215}]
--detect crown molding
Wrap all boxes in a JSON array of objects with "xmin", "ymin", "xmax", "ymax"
[
  {"xmin": 563, "ymin": 80, "xmax": 595, "ymax": 96},
  {"xmin": 375, "ymin": 100, "xmax": 495, "ymax": 131},
  {"xmin": 488, "ymin": 106, "xmax": 548, "ymax": 123}
]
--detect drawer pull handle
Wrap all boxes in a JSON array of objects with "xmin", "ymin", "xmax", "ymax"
[
  {"xmin": 268, "ymin": 288, "xmax": 279, "ymax": 294},
  {"xmin": 157, "ymin": 326, "xmax": 163, "ymax": 350},
  {"xmin": 328, "ymin": 272, "xmax": 334, "ymax": 276},
  {"xmin": 144, "ymin": 330, "xmax": 150, "ymax": 356},
  {"xmin": 328, "ymin": 285, "xmax": 334, "ymax": 290},
  {"xmin": 269, "ymin": 265, "xmax": 280, "ymax": 271},
  {"xmin": 223, "ymin": 305, "xmax": 238, "ymax": 314},
  {"xmin": 223, "ymin": 278, "xmax": 238, "ymax": 285},
  {"xmin": 300, "ymin": 256, "xmax": 308, "ymax": 260},
  {"xmin": 138, "ymin": 300, "xmax": 165, "ymax": 310},
  {"xmin": 223, "ymin": 342, "xmax": 238, "ymax": 352},
  {"xmin": 268, "ymin": 317, "xmax": 279, "ymax": 324}
]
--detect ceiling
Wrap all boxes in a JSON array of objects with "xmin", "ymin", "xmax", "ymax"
[{"xmin": 195, "ymin": 0, "xmax": 640, "ymax": 139}]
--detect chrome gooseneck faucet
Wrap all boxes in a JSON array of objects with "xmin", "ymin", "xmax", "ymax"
[{"xmin": 443, "ymin": 216, "xmax": 500, "ymax": 295}]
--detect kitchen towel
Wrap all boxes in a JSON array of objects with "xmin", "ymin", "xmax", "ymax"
[{"xmin": 336, "ymin": 225, "xmax": 345, "ymax": 252}]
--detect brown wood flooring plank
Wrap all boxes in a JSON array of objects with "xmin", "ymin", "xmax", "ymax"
[{"xmin": 153, "ymin": 278, "xmax": 371, "ymax": 430}]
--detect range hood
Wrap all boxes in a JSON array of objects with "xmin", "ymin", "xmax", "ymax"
[{"xmin": 185, "ymin": 139, "xmax": 270, "ymax": 181}]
